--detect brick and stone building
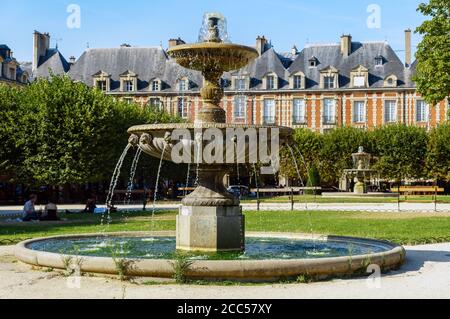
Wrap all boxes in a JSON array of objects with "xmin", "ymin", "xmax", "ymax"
[{"xmin": 33, "ymin": 30, "xmax": 449, "ymax": 131}]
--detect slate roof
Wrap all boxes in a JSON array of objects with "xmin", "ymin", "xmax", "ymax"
[
  {"xmin": 34, "ymin": 49, "xmax": 70, "ymax": 78},
  {"xmin": 36, "ymin": 39, "xmax": 414, "ymax": 91},
  {"xmin": 67, "ymin": 47, "xmax": 203, "ymax": 92},
  {"xmin": 288, "ymin": 42, "xmax": 407, "ymax": 89}
]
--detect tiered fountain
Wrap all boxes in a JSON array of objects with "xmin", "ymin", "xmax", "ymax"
[
  {"xmin": 15, "ymin": 14, "xmax": 405, "ymax": 281},
  {"xmin": 344, "ymin": 146, "xmax": 376, "ymax": 195}
]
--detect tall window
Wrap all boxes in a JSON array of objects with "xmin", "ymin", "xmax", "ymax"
[
  {"xmin": 178, "ymin": 98, "xmax": 188, "ymax": 118},
  {"xmin": 9, "ymin": 68, "xmax": 15, "ymax": 80},
  {"xmin": 353, "ymin": 101, "xmax": 366, "ymax": 123},
  {"xmin": 234, "ymin": 96, "xmax": 246, "ymax": 119},
  {"xmin": 236, "ymin": 78, "xmax": 246, "ymax": 91},
  {"xmin": 293, "ymin": 99, "xmax": 306, "ymax": 124},
  {"xmin": 293, "ymin": 75, "xmax": 302, "ymax": 89},
  {"xmin": 416, "ymin": 100, "xmax": 428, "ymax": 122},
  {"xmin": 124, "ymin": 80, "xmax": 134, "ymax": 92},
  {"xmin": 323, "ymin": 99, "xmax": 336, "ymax": 124},
  {"xmin": 384, "ymin": 100, "xmax": 397, "ymax": 123},
  {"xmin": 324, "ymin": 76, "xmax": 335, "ymax": 89},
  {"xmin": 152, "ymin": 80, "xmax": 160, "ymax": 91},
  {"xmin": 96, "ymin": 80, "xmax": 107, "ymax": 92},
  {"xmin": 263, "ymin": 99, "xmax": 276, "ymax": 124},
  {"xmin": 266, "ymin": 76, "xmax": 275, "ymax": 90},
  {"xmin": 178, "ymin": 79, "xmax": 187, "ymax": 92},
  {"xmin": 148, "ymin": 98, "xmax": 162, "ymax": 110}
]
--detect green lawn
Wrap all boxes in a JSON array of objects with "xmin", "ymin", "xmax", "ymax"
[
  {"xmin": 1, "ymin": 210, "xmax": 449, "ymax": 246},
  {"xmin": 241, "ymin": 195, "xmax": 450, "ymax": 204}
]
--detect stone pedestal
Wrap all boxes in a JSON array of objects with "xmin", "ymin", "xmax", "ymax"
[
  {"xmin": 354, "ymin": 181, "xmax": 366, "ymax": 194},
  {"xmin": 176, "ymin": 205, "xmax": 245, "ymax": 252}
]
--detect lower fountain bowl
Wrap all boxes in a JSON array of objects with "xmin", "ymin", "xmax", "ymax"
[{"xmin": 15, "ymin": 232, "xmax": 405, "ymax": 281}]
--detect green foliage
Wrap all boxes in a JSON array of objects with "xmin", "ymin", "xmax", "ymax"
[
  {"xmin": 414, "ymin": 0, "xmax": 450, "ymax": 105},
  {"xmin": 281, "ymin": 125, "xmax": 442, "ymax": 185},
  {"xmin": 426, "ymin": 123, "xmax": 450, "ymax": 180},
  {"xmin": 171, "ymin": 252, "xmax": 194, "ymax": 284},
  {"xmin": 369, "ymin": 125, "xmax": 428, "ymax": 181},
  {"xmin": 306, "ymin": 165, "xmax": 321, "ymax": 195},
  {"xmin": 318, "ymin": 127, "xmax": 367, "ymax": 184},
  {"xmin": 0, "ymin": 75, "xmax": 180, "ymax": 187}
]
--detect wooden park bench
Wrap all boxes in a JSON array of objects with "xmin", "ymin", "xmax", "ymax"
[{"xmin": 391, "ymin": 186, "xmax": 444, "ymax": 200}]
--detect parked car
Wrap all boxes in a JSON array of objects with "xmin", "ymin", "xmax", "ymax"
[{"xmin": 227, "ymin": 185, "xmax": 253, "ymax": 198}]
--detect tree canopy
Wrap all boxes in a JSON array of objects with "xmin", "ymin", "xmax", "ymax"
[
  {"xmin": 0, "ymin": 75, "xmax": 180, "ymax": 188},
  {"xmin": 414, "ymin": 0, "xmax": 450, "ymax": 105}
]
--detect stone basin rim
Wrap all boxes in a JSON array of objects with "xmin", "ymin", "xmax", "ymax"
[
  {"xmin": 14, "ymin": 231, "xmax": 406, "ymax": 281},
  {"xmin": 128, "ymin": 123, "xmax": 294, "ymax": 134}
]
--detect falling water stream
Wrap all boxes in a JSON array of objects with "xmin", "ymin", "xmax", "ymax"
[
  {"xmin": 151, "ymin": 143, "xmax": 167, "ymax": 230},
  {"xmin": 102, "ymin": 144, "xmax": 131, "ymax": 226},
  {"xmin": 184, "ymin": 162, "xmax": 191, "ymax": 197},
  {"xmin": 123, "ymin": 148, "xmax": 143, "ymax": 222},
  {"xmin": 286, "ymin": 145, "xmax": 315, "ymax": 242}
]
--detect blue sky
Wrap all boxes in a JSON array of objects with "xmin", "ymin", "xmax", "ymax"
[{"xmin": 1, "ymin": 0, "xmax": 427, "ymax": 62}]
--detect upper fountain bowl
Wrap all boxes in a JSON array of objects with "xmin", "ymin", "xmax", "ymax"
[{"xmin": 167, "ymin": 42, "xmax": 258, "ymax": 74}]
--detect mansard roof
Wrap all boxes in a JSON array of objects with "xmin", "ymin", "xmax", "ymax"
[
  {"xmin": 35, "ymin": 37, "xmax": 414, "ymax": 91},
  {"xmin": 288, "ymin": 42, "xmax": 406, "ymax": 89},
  {"xmin": 67, "ymin": 47, "xmax": 202, "ymax": 92}
]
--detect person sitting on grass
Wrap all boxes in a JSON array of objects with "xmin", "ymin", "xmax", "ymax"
[
  {"xmin": 40, "ymin": 202, "xmax": 60, "ymax": 221},
  {"xmin": 84, "ymin": 198, "xmax": 97, "ymax": 214},
  {"xmin": 22, "ymin": 194, "xmax": 39, "ymax": 222}
]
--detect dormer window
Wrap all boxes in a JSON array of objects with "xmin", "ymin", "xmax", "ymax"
[
  {"xmin": 294, "ymin": 76, "xmax": 302, "ymax": 89},
  {"xmin": 375, "ymin": 56, "xmax": 384, "ymax": 67},
  {"xmin": 263, "ymin": 73, "xmax": 278, "ymax": 90},
  {"xmin": 309, "ymin": 56, "xmax": 318, "ymax": 68},
  {"xmin": 178, "ymin": 78, "xmax": 188, "ymax": 91},
  {"xmin": 290, "ymin": 71, "xmax": 305, "ymax": 90},
  {"xmin": 324, "ymin": 76, "xmax": 335, "ymax": 89},
  {"xmin": 350, "ymin": 65, "xmax": 369, "ymax": 88},
  {"xmin": 9, "ymin": 67, "xmax": 16, "ymax": 80},
  {"xmin": 320, "ymin": 66, "xmax": 339, "ymax": 89},
  {"xmin": 119, "ymin": 70, "xmax": 138, "ymax": 92},
  {"xmin": 267, "ymin": 76, "xmax": 275, "ymax": 89},
  {"xmin": 384, "ymin": 75, "xmax": 398, "ymax": 87},
  {"xmin": 97, "ymin": 80, "xmax": 107, "ymax": 92},
  {"xmin": 236, "ymin": 78, "xmax": 246, "ymax": 90},
  {"xmin": 151, "ymin": 79, "xmax": 161, "ymax": 92},
  {"xmin": 92, "ymin": 70, "xmax": 111, "ymax": 92}
]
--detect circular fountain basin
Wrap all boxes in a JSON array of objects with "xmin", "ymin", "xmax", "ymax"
[
  {"xmin": 167, "ymin": 42, "xmax": 258, "ymax": 73},
  {"xmin": 15, "ymin": 232, "xmax": 405, "ymax": 281}
]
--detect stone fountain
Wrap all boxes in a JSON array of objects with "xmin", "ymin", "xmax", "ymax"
[
  {"xmin": 14, "ymin": 14, "xmax": 405, "ymax": 281},
  {"xmin": 128, "ymin": 13, "xmax": 291, "ymax": 252},
  {"xmin": 344, "ymin": 146, "xmax": 376, "ymax": 194}
]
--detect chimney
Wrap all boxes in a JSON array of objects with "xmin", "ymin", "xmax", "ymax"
[
  {"xmin": 33, "ymin": 31, "xmax": 50, "ymax": 71},
  {"xmin": 291, "ymin": 45, "xmax": 298, "ymax": 55},
  {"xmin": 340, "ymin": 34, "xmax": 352, "ymax": 57},
  {"xmin": 405, "ymin": 29, "xmax": 412, "ymax": 68},
  {"xmin": 256, "ymin": 36, "xmax": 268, "ymax": 56},
  {"xmin": 69, "ymin": 56, "xmax": 76, "ymax": 65},
  {"xmin": 120, "ymin": 43, "xmax": 131, "ymax": 48},
  {"xmin": 168, "ymin": 37, "xmax": 185, "ymax": 48}
]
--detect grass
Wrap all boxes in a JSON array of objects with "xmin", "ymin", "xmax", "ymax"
[
  {"xmin": 1, "ymin": 210, "xmax": 449, "ymax": 246},
  {"xmin": 241, "ymin": 195, "xmax": 450, "ymax": 204}
]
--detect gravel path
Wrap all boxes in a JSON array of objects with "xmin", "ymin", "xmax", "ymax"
[{"xmin": 0, "ymin": 243, "xmax": 449, "ymax": 299}]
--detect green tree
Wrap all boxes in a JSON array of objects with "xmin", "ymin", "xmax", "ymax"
[
  {"xmin": 426, "ymin": 123, "xmax": 450, "ymax": 181},
  {"xmin": 1, "ymin": 75, "xmax": 180, "ymax": 188},
  {"xmin": 370, "ymin": 125, "xmax": 429, "ymax": 181},
  {"xmin": 318, "ymin": 127, "xmax": 367, "ymax": 185},
  {"xmin": 279, "ymin": 129, "xmax": 322, "ymax": 184},
  {"xmin": 414, "ymin": 0, "xmax": 450, "ymax": 106}
]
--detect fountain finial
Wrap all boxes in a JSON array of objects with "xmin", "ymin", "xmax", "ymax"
[{"xmin": 206, "ymin": 16, "xmax": 221, "ymax": 43}]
